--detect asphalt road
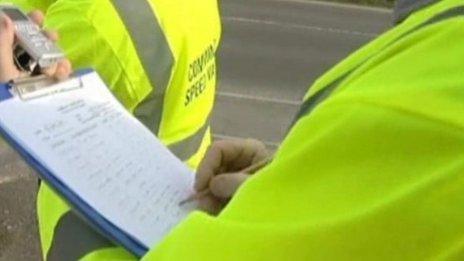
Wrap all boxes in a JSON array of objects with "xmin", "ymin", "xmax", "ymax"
[
  {"xmin": 213, "ymin": 0, "xmax": 391, "ymax": 148},
  {"xmin": 0, "ymin": 1, "xmax": 391, "ymax": 260}
]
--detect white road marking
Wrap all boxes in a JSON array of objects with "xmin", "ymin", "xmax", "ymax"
[
  {"xmin": 0, "ymin": 174, "xmax": 22, "ymax": 185},
  {"xmin": 270, "ymin": 0, "xmax": 392, "ymax": 13},
  {"xmin": 218, "ymin": 91, "xmax": 302, "ymax": 106},
  {"xmin": 222, "ymin": 16, "xmax": 379, "ymax": 37}
]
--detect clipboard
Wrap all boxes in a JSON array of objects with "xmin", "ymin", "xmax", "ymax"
[
  {"xmin": 0, "ymin": 69, "xmax": 148, "ymax": 257},
  {"xmin": 0, "ymin": 69, "xmax": 195, "ymax": 257}
]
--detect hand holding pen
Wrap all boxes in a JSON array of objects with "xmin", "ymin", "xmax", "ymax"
[{"xmin": 181, "ymin": 139, "xmax": 271, "ymax": 215}]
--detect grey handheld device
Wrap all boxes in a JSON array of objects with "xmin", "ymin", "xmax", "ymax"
[{"xmin": 0, "ymin": 4, "xmax": 64, "ymax": 69}]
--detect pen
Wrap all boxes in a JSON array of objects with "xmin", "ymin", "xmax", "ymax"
[{"xmin": 179, "ymin": 156, "xmax": 272, "ymax": 206}]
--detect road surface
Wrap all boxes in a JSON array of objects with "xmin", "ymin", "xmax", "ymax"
[{"xmin": 212, "ymin": 0, "xmax": 391, "ymax": 149}]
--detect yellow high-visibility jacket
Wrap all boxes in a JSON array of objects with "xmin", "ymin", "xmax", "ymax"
[
  {"xmin": 140, "ymin": 0, "xmax": 464, "ymax": 260},
  {"xmin": 1, "ymin": 0, "xmax": 221, "ymax": 259}
]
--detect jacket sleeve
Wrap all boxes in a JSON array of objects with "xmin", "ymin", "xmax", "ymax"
[
  {"xmin": 141, "ymin": 98, "xmax": 464, "ymax": 260},
  {"xmin": 142, "ymin": 17, "xmax": 464, "ymax": 261}
]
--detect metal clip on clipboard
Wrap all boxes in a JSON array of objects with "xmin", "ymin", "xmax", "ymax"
[{"xmin": 10, "ymin": 74, "xmax": 83, "ymax": 101}]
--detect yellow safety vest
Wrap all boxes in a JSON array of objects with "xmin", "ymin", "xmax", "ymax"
[
  {"xmin": 2, "ymin": 0, "xmax": 220, "ymax": 259},
  {"xmin": 139, "ymin": 0, "xmax": 464, "ymax": 260}
]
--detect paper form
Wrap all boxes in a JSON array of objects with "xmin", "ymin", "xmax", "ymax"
[{"xmin": 0, "ymin": 72, "xmax": 195, "ymax": 248}]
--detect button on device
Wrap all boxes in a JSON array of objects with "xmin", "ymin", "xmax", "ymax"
[
  {"xmin": 31, "ymin": 36, "xmax": 44, "ymax": 41},
  {"xmin": 25, "ymin": 25, "xmax": 34, "ymax": 32},
  {"xmin": 33, "ymin": 41, "xmax": 43, "ymax": 48},
  {"xmin": 15, "ymin": 24, "xmax": 25, "ymax": 31}
]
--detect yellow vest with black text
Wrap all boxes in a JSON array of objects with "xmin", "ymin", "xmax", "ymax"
[{"xmin": 3, "ymin": 0, "xmax": 220, "ymax": 259}]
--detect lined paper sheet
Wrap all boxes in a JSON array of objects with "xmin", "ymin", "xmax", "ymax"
[{"xmin": 0, "ymin": 72, "xmax": 195, "ymax": 248}]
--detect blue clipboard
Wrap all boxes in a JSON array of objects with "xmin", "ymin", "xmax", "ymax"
[{"xmin": 0, "ymin": 69, "xmax": 148, "ymax": 258}]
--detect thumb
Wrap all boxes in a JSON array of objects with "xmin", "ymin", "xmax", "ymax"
[
  {"xmin": 209, "ymin": 172, "xmax": 250, "ymax": 199},
  {"xmin": 0, "ymin": 14, "xmax": 14, "ymax": 44},
  {"xmin": 0, "ymin": 15, "xmax": 18, "ymax": 81},
  {"xmin": 0, "ymin": 15, "xmax": 15, "ymax": 58}
]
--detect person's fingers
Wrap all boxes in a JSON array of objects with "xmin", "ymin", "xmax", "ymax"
[
  {"xmin": 231, "ymin": 139, "xmax": 269, "ymax": 172},
  {"xmin": 195, "ymin": 140, "xmax": 240, "ymax": 191},
  {"xmin": 197, "ymin": 195, "xmax": 225, "ymax": 215},
  {"xmin": 0, "ymin": 15, "xmax": 20, "ymax": 82},
  {"xmin": 40, "ymin": 62, "xmax": 57, "ymax": 77},
  {"xmin": 209, "ymin": 172, "xmax": 250, "ymax": 199},
  {"xmin": 54, "ymin": 59, "xmax": 72, "ymax": 80},
  {"xmin": 28, "ymin": 10, "xmax": 44, "ymax": 27},
  {"xmin": 195, "ymin": 139, "xmax": 268, "ymax": 191},
  {"xmin": 44, "ymin": 30, "xmax": 59, "ymax": 42},
  {"xmin": 246, "ymin": 139, "xmax": 269, "ymax": 165},
  {"xmin": 40, "ymin": 59, "xmax": 72, "ymax": 80},
  {"xmin": 0, "ymin": 15, "xmax": 14, "ymax": 44},
  {"xmin": 195, "ymin": 139, "xmax": 248, "ymax": 191}
]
